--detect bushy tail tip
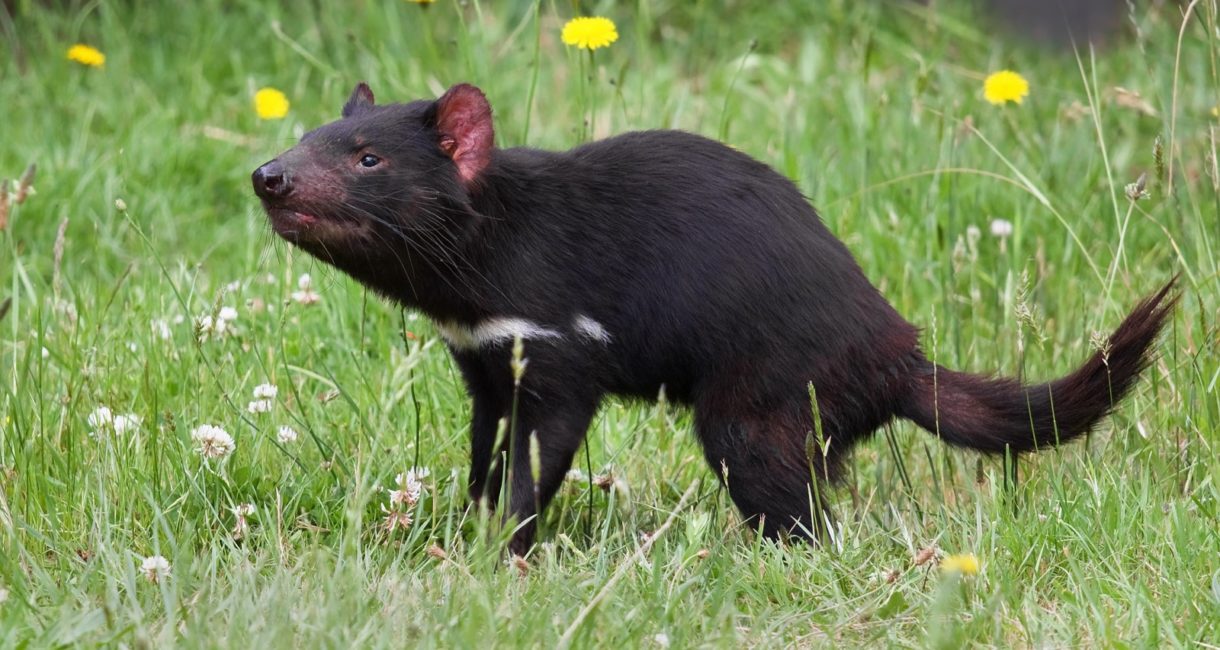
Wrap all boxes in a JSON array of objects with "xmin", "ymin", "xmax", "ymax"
[{"xmin": 899, "ymin": 279, "xmax": 1177, "ymax": 453}]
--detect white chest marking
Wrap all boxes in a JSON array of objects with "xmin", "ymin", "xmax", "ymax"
[
  {"xmin": 572, "ymin": 314, "xmax": 611, "ymax": 343},
  {"xmin": 435, "ymin": 314, "xmax": 612, "ymax": 351},
  {"xmin": 435, "ymin": 317, "xmax": 564, "ymax": 351}
]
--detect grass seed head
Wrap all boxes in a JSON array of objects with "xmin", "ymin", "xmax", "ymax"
[{"xmin": 15, "ymin": 164, "xmax": 35, "ymax": 204}]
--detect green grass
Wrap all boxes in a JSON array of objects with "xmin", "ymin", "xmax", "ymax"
[{"xmin": 2, "ymin": 0, "xmax": 1219, "ymax": 646}]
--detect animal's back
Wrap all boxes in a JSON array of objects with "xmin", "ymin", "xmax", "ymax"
[{"xmin": 490, "ymin": 130, "xmax": 919, "ymax": 401}]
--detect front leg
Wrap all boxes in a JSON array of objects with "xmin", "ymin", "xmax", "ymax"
[
  {"xmin": 453, "ymin": 345, "xmax": 602, "ymax": 554},
  {"xmin": 504, "ymin": 391, "xmax": 600, "ymax": 557},
  {"xmin": 468, "ymin": 387, "xmax": 508, "ymax": 505},
  {"xmin": 452, "ymin": 351, "xmax": 509, "ymax": 505}
]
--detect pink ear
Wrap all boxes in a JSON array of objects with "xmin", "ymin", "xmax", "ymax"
[{"xmin": 435, "ymin": 84, "xmax": 494, "ymax": 184}]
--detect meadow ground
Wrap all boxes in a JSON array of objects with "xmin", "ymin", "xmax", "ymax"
[{"xmin": 2, "ymin": 1, "xmax": 1219, "ymax": 647}]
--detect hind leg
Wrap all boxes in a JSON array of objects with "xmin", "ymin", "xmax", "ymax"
[{"xmin": 694, "ymin": 399, "xmax": 838, "ymax": 541}]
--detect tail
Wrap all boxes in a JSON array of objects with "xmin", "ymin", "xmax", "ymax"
[{"xmin": 897, "ymin": 279, "xmax": 1178, "ymax": 453}]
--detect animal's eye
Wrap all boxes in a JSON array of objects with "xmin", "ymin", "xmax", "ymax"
[{"xmin": 359, "ymin": 154, "xmax": 381, "ymax": 168}]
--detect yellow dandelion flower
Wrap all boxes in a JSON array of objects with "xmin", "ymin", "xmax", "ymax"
[
  {"xmin": 254, "ymin": 87, "xmax": 290, "ymax": 120},
  {"xmin": 66, "ymin": 44, "xmax": 105, "ymax": 68},
  {"xmin": 983, "ymin": 70, "xmax": 1029, "ymax": 106},
  {"xmin": 562, "ymin": 16, "xmax": 618, "ymax": 51},
  {"xmin": 940, "ymin": 553, "xmax": 980, "ymax": 575}
]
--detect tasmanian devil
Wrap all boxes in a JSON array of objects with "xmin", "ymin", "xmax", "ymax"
[{"xmin": 252, "ymin": 83, "xmax": 1176, "ymax": 555}]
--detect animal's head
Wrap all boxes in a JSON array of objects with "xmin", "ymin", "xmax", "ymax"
[{"xmin": 251, "ymin": 83, "xmax": 495, "ymax": 267}]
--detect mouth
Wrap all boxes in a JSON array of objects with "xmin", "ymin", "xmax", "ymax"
[
  {"xmin": 266, "ymin": 207, "xmax": 320, "ymax": 228},
  {"xmin": 263, "ymin": 205, "xmax": 362, "ymax": 243}
]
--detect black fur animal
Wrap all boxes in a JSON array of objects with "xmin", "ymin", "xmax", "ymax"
[{"xmin": 252, "ymin": 83, "xmax": 1176, "ymax": 555}]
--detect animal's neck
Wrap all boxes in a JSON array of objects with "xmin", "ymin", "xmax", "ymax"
[
  {"xmin": 468, "ymin": 148, "xmax": 562, "ymax": 219},
  {"xmin": 328, "ymin": 210, "xmax": 493, "ymax": 323}
]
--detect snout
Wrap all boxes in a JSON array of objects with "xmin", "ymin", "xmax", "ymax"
[{"xmin": 252, "ymin": 160, "xmax": 292, "ymax": 201}]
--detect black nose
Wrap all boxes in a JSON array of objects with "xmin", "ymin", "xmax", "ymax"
[{"xmin": 252, "ymin": 161, "xmax": 292, "ymax": 200}]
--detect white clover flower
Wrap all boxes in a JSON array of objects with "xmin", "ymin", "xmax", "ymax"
[
  {"xmin": 88, "ymin": 406, "xmax": 113, "ymax": 429},
  {"xmin": 218, "ymin": 306, "xmax": 238, "ymax": 322},
  {"xmin": 191, "ymin": 424, "xmax": 234, "ymax": 459},
  {"xmin": 381, "ymin": 509, "xmax": 413, "ymax": 533},
  {"xmin": 389, "ymin": 467, "xmax": 430, "ymax": 508},
  {"xmin": 291, "ymin": 273, "xmax": 321, "ymax": 305},
  {"xmin": 989, "ymin": 218, "xmax": 1014, "ymax": 238},
  {"xmin": 231, "ymin": 503, "xmax": 256, "ymax": 539},
  {"xmin": 112, "ymin": 413, "xmax": 142, "ymax": 435},
  {"xmin": 195, "ymin": 314, "xmax": 232, "ymax": 341},
  {"xmin": 387, "ymin": 488, "xmax": 413, "ymax": 508},
  {"xmin": 277, "ymin": 425, "xmax": 299, "ymax": 444},
  {"xmin": 291, "ymin": 290, "xmax": 320, "ymax": 305},
  {"xmin": 140, "ymin": 555, "xmax": 171, "ymax": 583},
  {"xmin": 89, "ymin": 407, "xmax": 141, "ymax": 439},
  {"xmin": 246, "ymin": 399, "xmax": 273, "ymax": 414},
  {"xmin": 252, "ymin": 383, "xmax": 278, "ymax": 399}
]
